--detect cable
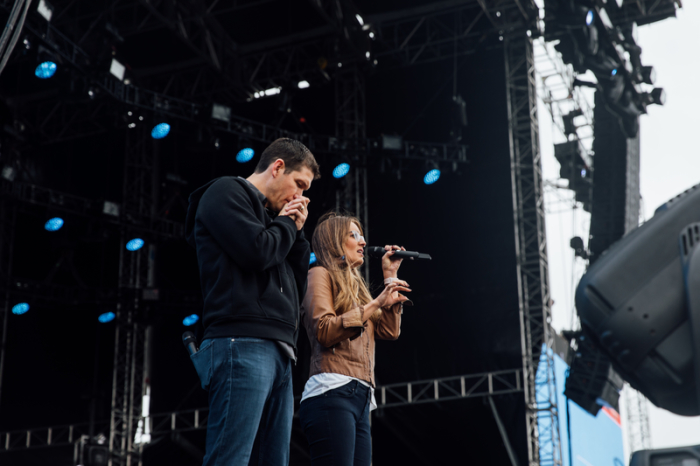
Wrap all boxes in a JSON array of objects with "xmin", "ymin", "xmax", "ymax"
[
  {"xmin": 0, "ymin": 0, "xmax": 32, "ymax": 76},
  {"xmin": 0, "ymin": 0, "xmax": 27, "ymax": 59}
]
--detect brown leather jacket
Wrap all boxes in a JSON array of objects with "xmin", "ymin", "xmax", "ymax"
[{"xmin": 301, "ymin": 266, "xmax": 403, "ymax": 387}]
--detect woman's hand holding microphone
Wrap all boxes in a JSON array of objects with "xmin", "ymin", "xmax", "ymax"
[{"xmin": 362, "ymin": 245, "xmax": 411, "ymax": 321}]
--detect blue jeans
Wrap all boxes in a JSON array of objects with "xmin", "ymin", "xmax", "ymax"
[
  {"xmin": 298, "ymin": 380, "xmax": 372, "ymax": 466},
  {"xmin": 190, "ymin": 337, "xmax": 293, "ymax": 466}
]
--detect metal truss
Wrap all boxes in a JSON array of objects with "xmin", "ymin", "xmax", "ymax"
[
  {"xmin": 624, "ymin": 384, "xmax": 651, "ymax": 454},
  {"xmin": 334, "ymin": 65, "xmax": 369, "ymax": 281},
  {"xmin": 0, "ymin": 199, "xmax": 16, "ymax": 409},
  {"xmin": 0, "ymin": 180, "xmax": 183, "ymax": 239},
  {"xmin": 0, "ymin": 369, "xmax": 522, "ymax": 452},
  {"xmin": 504, "ymin": 21, "xmax": 562, "ymax": 466},
  {"xmin": 109, "ymin": 125, "xmax": 152, "ymax": 466},
  {"xmin": 532, "ymin": 37, "xmax": 594, "ymax": 162}
]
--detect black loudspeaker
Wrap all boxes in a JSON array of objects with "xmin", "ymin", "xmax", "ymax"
[
  {"xmin": 564, "ymin": 332, "xmax": 624, "ymax": 416},
  {"xmin": 630, "ymin": 444, "xmax": 700, "ymax": 466}
]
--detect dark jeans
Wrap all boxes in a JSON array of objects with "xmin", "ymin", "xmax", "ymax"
[
  {"xmin": 298, "ymin": 380, "xmax": 372, "ymax": 466},
  {"xmin": 190, "ymin": 337, "xmax": 293, "ymax": 466}
]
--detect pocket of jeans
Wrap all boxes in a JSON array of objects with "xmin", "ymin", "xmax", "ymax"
[{"xmin": 190, "ymin": 339, "xmax": 214, "ymax": 390}]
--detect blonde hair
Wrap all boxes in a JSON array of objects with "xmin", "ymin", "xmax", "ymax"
[{"xmin": 312, "ymin": 212, "xmax": 381, "ymax": 323}]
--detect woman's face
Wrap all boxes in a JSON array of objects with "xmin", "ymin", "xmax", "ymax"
[{"xmin": 343, "ymin": 222, "xmax": 366, "ymax": 269}]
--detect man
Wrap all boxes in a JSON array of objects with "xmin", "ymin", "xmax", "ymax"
[{"xmin": 185, "ymin": 138, "xmax": 320, "ymax": 465}]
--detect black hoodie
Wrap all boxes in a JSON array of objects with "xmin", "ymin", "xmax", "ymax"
[{"xmin": 185, "ymin": 176, "xmax": 310, "ymax": 348}]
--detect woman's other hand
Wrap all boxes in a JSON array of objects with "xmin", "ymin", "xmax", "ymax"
[{"xmin": 375, "ymin": 281, "xmax": 411, "ymax": 308}]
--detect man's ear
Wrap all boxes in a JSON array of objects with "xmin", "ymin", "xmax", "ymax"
[{"xmin": 271, "ymin": 159, "xmax": 285, "ymax": 177}]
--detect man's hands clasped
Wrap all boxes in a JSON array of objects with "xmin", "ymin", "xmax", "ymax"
[{"xmin": 280, "ymin": 195, "xmax": 310, "ymax": 230}]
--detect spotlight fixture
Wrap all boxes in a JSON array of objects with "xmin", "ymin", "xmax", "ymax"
[
  {"xmin": 12, "ymin": 303, "xmax": 29, "ymax": 315},
  {"xmin": 310, "ymin": 252, "xmax": 317, "ymax": 265},
  {"xmin": 126, "ymin": 238, "xmax": 144, "ymax": 251},
  {"xmin": 586, "ymin": 10, "xmax": 594, "ymax": 26},
  {"xmin": 183, "ymin": 314, "xmax": 199, "ymax": 326},
  {"xmin": 423, "ymin": 169, "xmax": 441, "ymax": 185},
  {"xmin": 297, "ymin": 81, "xmax": 310, "ymax": 89},
  {"xmin": 37, "ymin": 0, "xmax": 53, "ymax": 22},
  {"xmin": 35, "ymin": 61, "xmax": 56, "ymax": 79},
  {"xmin": 333, "ymin": 163, "xmax": 350, "ymax": 179},
  {"xmin": 355, "ymin": 14, "xmax": 364, "ymax": 25},
  {"xmin": 109, "ymin": 58, "xmax": 126, "ymax": 81},
  {"xmin": 611, "ymin": 68, "xmax": 617, "ymax": 76},
  {"xmin": 236, "ymin": 148, "xmax": 255, "ymax": 163},
  {"xmin": 151, "ymin": 123, "xmax": 170, "ymax": 139},
  {"xmin": 44, "ymin": 217, "xmax": 64, "ymax": 231},
  {"xmin": 211, "ymin": 103, "xmax": 231, "ymax": 122},
  {"xmin": 98, "ymin": 312, "xmax": 116, "ymax": 323},
  {"xmin": 253, "ymin": 87, "xmax": 282, "ymax": 99}
]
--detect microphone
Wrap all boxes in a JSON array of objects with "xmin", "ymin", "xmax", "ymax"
[
  {"xmin": 367, "ymin": 246, "xmax": 432, "ymax": 261},
  {"xmin": 183, "ymin": 331, "xmax": 198, "ymax": 356}
]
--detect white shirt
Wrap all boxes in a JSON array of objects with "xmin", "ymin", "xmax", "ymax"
[{"xmin": 301, "ymin": 373, "xmax": 378, "ymax": 411}]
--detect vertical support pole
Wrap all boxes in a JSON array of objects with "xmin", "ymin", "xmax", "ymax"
[
  {"xmin": 109, "ymin": 124, "xmax": 154, "ymax": 466},
  {"xmin": 0, "ymin": 199, "xmax": 16, "ymax": 413},
  {"xmin": 504, "ymin": 32, "xmax": 562, "ymax": 466},
  {"xmin": 335, "ymin": 65, "xmax": 369, "ymax": 283}
]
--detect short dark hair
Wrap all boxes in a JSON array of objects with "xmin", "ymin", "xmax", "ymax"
[{"xmin": 255, "ymin": 138, "xmax": 321, "ymax": 179}]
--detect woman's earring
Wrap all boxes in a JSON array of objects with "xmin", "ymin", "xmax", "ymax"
[{"xmin": 341, "ymin": 255, "xmax": 346, "ymax": 260}]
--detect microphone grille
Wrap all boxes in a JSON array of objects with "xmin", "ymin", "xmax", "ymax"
[{"xmin": 182, "ymin": 331, "xmax": 196, "ymax": 345}]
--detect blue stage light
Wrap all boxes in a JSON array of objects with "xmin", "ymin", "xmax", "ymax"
[
  {"xmin": 151, "ymin": 123, "xmax": 170, "ymax": 139},
  {"xmin": 35, "ymin": 61, "xmax": 57, "ymax": 79},
  {"xmin": 44, "ymin": 217, "xmax": 64, "ymax": 231},
  {"xmin": 98, "ymin": 312, "xmax": 115, "ymax": 323},
  {"xmin": 586, "ymin": 10, "xmax": 594, "ymax": 26},
  {"xmin": 424, "ymin": 169, "xmax": 441, "ymax": 185},
  {"xmin": 183, "ymin": 314, "xmax": 199, "ymax": 326},
  {"xmin": 126, "ymin": 238, "xmax": 144, "ymax": 251},
  {"xmin": 611, "ymin": 69, "xmax": 618, "ymax": 76},
  {"xmin": 12, "ymin": 303, "xmax": 29, "ymax": 315},
  {"xmin": 310, "ymin": 252, "xmax": 317, "ymax": 265},
  {"xmin": 236, "ymin": 148, "xmax": 255, "ymax": 163},
  {"xmin": 333, "ymin": 163, "xmax": 350, "ymax": 179}
]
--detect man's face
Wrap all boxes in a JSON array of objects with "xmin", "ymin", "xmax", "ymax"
[{"xmin": 266, "ymin": 162, "xmax": 314, "ymax": 212}]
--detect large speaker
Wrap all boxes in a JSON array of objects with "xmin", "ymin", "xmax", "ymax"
[{"xmin": 564, "ymin": 332, "xmax": 624, "ymax": 416}]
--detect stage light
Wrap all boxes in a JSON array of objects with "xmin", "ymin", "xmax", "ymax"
[
  {"xmin": 126, "ymin": 238, "xmax": 144, "ymax": 251},
  {"xmin": 12, "ymin": 303, "xmax": 29, "ymax": 315},
  {"xmin": 611, "ymin": 68, "xmax": 618, "ymax": 76},
  {"xmin": 333, "ymin": 163, "xmax": 350, "ymax": 179},
  {"xmin": 151, "ymin": 123, "xmax": 170, "ymax": 139},
  {"xmin": 35, "ymin": 61, "xmax": 56, "ymax": 79},
  {"xmin": 369, "ymin": 32, "xmax": 375, "ymax": 39},
  {"xmin": 424, "ymin": 169, "xmax": 441, "ymax": 185},
  {"xmin": 650, "ymin": 87, "xmax": 666, "ymax": 105},
  {"xmin": 211, "ymin": 103, "xmax": 231, "ymax": 122},
  {"xmin": 44, "ymin": 217, "xmax": 64, "ymax": 231},
  {"xmin": 236, "ymin": 148, "xmax": 255, "ymax": 163},
  {"xmin": 37, "ymin": 0, "xmax": 53, "ymax": 21},
  {"xmin": 183, "ymin": 314, "xmax": 199, "ymax": 326},
  {"xmin": 298, "ymin": 80, "xmax": 310, "ymax": 89},
  {"xmin": 110, "ymin": 58, "xmax": 125, "ymax": 81},
  {"xmin": 310, "ymin": 252, "xmax": 317, "ymax": 265},
  {"xmin": 264, "ymin": 87, "xmax": 281, "ymax": 96},
  {"xmin": 355, "ymin": 14, "xmax": 364, "ymax": 25},
  {"xmin": 365, "ymin": 51, "xmax": 370, "ymax": 60},
  {"xmin": 98, "ymin": 312, "xmax": 115, "ymax": 323},
  {"xmin": 586, "ymin": 10, "xmax": 594, "ymax": 26}
]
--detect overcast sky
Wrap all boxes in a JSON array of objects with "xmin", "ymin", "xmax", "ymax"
[{"xmin": 540, "ymin": 0, "xmax": 700, "ymax": 460}]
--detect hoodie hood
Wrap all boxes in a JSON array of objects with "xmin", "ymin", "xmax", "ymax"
[{"xmin": 185, "ymin": 177, "xmax": 224, "ymax": 247}]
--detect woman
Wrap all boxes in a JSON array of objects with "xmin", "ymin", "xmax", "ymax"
[{"xmin": 299, "ymin": 212, "xmax": 412, "ymax": 466}]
